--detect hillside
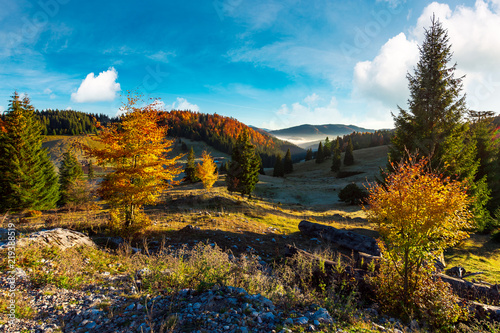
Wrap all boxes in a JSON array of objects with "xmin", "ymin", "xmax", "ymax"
[{"xmin": 159, "ymin": 110, "xmax": 305, "ymax": 167}]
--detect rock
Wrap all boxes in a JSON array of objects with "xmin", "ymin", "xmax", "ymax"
[
  {"xmin": 446, "ymin": 266, "xmax": 466, "ymax": 278},
  {"xmin": 298, "ymin": 220, "xmax": 380, "ymax": 256},
  {"xmin": 14, "ymin": 228, "xmax": 96, "ymax": 250},
  {"xmin": 295, "ymin": 316, "xmax": 309, "ymax": 325},
  {"xmin": 311, "ymin": 308, "xmax": 334, "ymax": 324}
]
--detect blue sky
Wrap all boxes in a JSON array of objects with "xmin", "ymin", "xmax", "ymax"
[{"xmin": 1, "ymin": 0, "xmax": 499, "ymax": 129}]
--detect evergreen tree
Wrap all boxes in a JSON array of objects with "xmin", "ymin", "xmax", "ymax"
[
  {"xmin": 331, "ymin": 139, "xmax": 342, "ymax": 172},
  {"xmin": 284, "ymin": 148, "xmax": 293, "ymax": 174},
  {"xmin": 273, "ymin": 154, "xmax": 284, "ymax": 177},
  {"xmin": 88, "ymin": 160, "xmax": 95, "ymax": 180},
  {"xmin": 323, "ymin": 137, "xmax": 332, "ymax": 158},
  {"xmin": 226, "ymin": 130, "xmax": 261, "ymax": 198},
  {"xmin": 305, "ymin": 148, "xmax": 313, "ymax": 161},
  {"xmin": 184, "ymin": 146, "xmax": 199, "ymax": 183},
  {"xmin": 59, "ymin": 149, "xmax": 84, "ymax": 205},
  {"xmin": 344, "ymin": 138, "xmax": 354, "ymax": 166},
  {"xmin": 315, "ymin": 142, "xmax": 325, "ymax": 164},
  {"xmin": 0, "ymin": 93, "xmax": 59, "ymax": 212},
  {"xmin": 390, "ymin": 16, "xmax": 483, "ymax": 222}
]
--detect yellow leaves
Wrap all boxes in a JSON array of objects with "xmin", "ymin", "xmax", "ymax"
[
  {"xmin": 196, "ymin": 151, "xmax": 218, "ymax": 191},
  {"xmin": 364, "ymin": 155, "xmax": 472, "ymax": 255},
  {"xmin": 80, "ymin": 95, "xmax": 182, "ymax": 213}
]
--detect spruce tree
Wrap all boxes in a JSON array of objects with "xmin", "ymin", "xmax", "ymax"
[
  {"xmin": 0, "ymin": 93, "xmax": 59, "ymax": 212},
  {"xmin": 226, "ymin": 130, "xmax": 261, "ymax": 197},
  {"xmin": 315, "ymin": 142, "xmax": 325, "ymax": 164},
  {"xmin": 284, "ymin": 149, "xmax": 293, "ymax": 174},
  {"xmin": 390, "ymin": 16, "xmax": 483, "ymax": 222},
  {"xmin": 59, "ymin": 149, "xmax": 84, "ymax": 205},
  {"xmin": 323, "ymin": 137, "xmax": 332, "ymax": 158},
  {"xmin": 184, "ymin": 146, "xmax": 199, "ymax": 182},
  {"xmin": 344, "ymin": 138, "xmax": 354, "ymax": 166},
  {"xmin": 305, "ymin": 148, "xmax": 313, "ymax": 161},
  {"xmin": 88, "ymin": 160, "xmax": 95, "ymax": 180},
  {"xmin": 273, "ymin": 154, "xmax": 284, "ymax": 177},
  {"xmin": 331, "ymin": 138, "xmax": 342, "ymax": 172}
]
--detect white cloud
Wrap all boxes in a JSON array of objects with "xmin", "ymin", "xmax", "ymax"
[
  {"xmin": 263, "ymin": 95, "xmax": 351, "ymax": 129},
  {"xmin": 353, "ymin": 0, "xmax": 500, "ymax": 113},
  {"xmin": 303, "ymin": 93, "xmax": 320, "ymax": 106},
  {"xmin": 169, "ymin": 97, "xmax": 200, "ymax": 111},
  {"xmin": 147, "ymin": 51, "xmax": 176, "ymax": 63},
  {"xmin": 71, "ymin": 67, "xmax": 121, "ymax": 103},
  {"xmin": 353, "ymin": 33, "xmax": 418, "ymax": 107},
  {"xmin": 228, "ymin": 42, "xmax": 343, "ymax": 81}
]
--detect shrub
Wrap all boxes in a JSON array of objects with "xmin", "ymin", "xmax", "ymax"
[{"xmin": 338, "ymin": 183, "xmax": 368, "ymax": 205}]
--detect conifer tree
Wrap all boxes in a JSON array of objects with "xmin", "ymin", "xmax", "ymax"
[
  {"xmin": 87, "ymin": 160, "xmax": 95, "ymax": 180},
  {"xmin": 344, "ymin": 138, "xmax": 354, "ymax": 166},
  {"xmin": 273, "ymin": 154, "xmax": 284, "ymax": 177},
  {"xmin": 59, "ymin": 149, "xmax": 84, "ymax": 205},
  {"xmin": 331, "ymin": 138, "xmax": 342, "ymax": 172},
  {"xmin": 0, "ymin": 92, "xmax": 59, "ymax": 212},
  {"xmin": 284, "ymin": 148, "xmax": 293, "ymax": 174},
  {"xmin": 305, "ymin": 148, "xmax": 313, "ymax": 161},
  {"xmin": 184, "ymin": 146, "xmax": 199, "ymax": 183},
  {"xmin": 226, "ymin": 130, "xmax": 261, "ymax": 198},
  {"xmin": 315, "ymin": 142, "xmax": 325, "ymax": 164},
  {"xmin": 323, "ymin": 137, "xmax": 332, "ymax": 158},
  {"xmin": 390, "ymin": 16, "xmax": 483, "ymax": 222}
]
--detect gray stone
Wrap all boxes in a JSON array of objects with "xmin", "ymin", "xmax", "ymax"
[
  {"xmin": 295, "ymin": 317, "xmax": 309, "ymax": 325},
  {"xmin": 15, "ymin": 228, "xmax": 96, "ymax": 250}
]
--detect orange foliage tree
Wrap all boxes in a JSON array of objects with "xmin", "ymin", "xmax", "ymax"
[
  {"xmin": 364, "ymin": 155, "xmax": 472, "ymax": 307},
  {"xmin": 196, "ymin": 150, "xmax": 218, "ymax": 191},
  {"xmin": 81, "ymin": 97, "xmax": 182, "ymax": 227}
]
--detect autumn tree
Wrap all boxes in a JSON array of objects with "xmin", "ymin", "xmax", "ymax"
[
  {"xmin": 284, "ymin": 149, "xmax": 293, "ymax": 174},
  {"xmin": 0, "ymin": 92, "xmax": 59, "ymax": 212},
  {"xmin": 196, "ymin": 151, "xmax": 218, "ymax": 190},
  {"xmin": 344, "ymin": 138, "xmax": 354, "ymax": 166},
  {"xmin": 81, "ymin": 97, "xmax": 182, "ymax": 227},
  {"xmin": 59, "ymin": 149, "xmax": 84, "ymax": 206},
  {"xmin": 226, "ymin": 130, "xmax": 261, "ymax": 198},
  {"xmin": 184, "ymin": 146, "xmax": 199, "ymax": 183},
  {"xmin": 364, "ymin": 156, "xmax": 472, "ymax": 312}
]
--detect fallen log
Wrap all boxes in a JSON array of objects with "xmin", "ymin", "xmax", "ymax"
[
  {"xmin": 284, "ymin": 245, "xmax": 500, "ymax": 321},
  {"xmin": 298, "ymin": 220, "xmax": 380, "ymax": 256},
  {"xmin": 438, "ymin": 273, "xmax": 500, "ymax": 304}
]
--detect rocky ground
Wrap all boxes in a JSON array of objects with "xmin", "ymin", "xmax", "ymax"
[{"xmin": 0, "ymin": 269, "xmax": 356, "ymax": 333}]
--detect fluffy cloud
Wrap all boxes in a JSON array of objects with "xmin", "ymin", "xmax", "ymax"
[
  {"xmin": 169, "ymin": 97, "xmax": 200, "ymax": 111},
  {"xmin": 353, "ymin": 33, "xmax": 418, "ymax": 107},
  {"xmin": 71, "ymin": 67, "xmax": 121, "ymax": 103},
  {"xmin": 354, "ymin": 0, "xmax": 500, "ymax": 112},
  {"xmin": 264, "ymin": 95, "xmax": 349, "ymax": 129}
]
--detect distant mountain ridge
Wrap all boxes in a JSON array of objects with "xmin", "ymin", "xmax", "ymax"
[{"xmin": 268, "ymin": 124, "xmax": 375, "ymax": 137}]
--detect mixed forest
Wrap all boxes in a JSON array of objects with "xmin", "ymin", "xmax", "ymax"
[{"xmin": 2, "ymin": 17, "xmax": 500, "ymax": 333}]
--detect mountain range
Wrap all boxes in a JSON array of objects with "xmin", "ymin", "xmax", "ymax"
[{"xmin": 267, "ymin": 124, "xmax": 376, "ymax": 148}]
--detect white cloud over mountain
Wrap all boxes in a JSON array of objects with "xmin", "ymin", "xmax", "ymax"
[{"xmin": 71, "ymin": 67, "xmax": 121, "ymax": 103}]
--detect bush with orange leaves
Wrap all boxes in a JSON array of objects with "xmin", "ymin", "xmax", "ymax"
[{"xmin": 364, "ymin": 155, "xmax": 472, "ymax": 329}]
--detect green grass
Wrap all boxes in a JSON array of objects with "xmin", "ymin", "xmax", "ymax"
[{"xmin": 446, "ymin": 233, "xmax": 500, "ymax": 284}]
